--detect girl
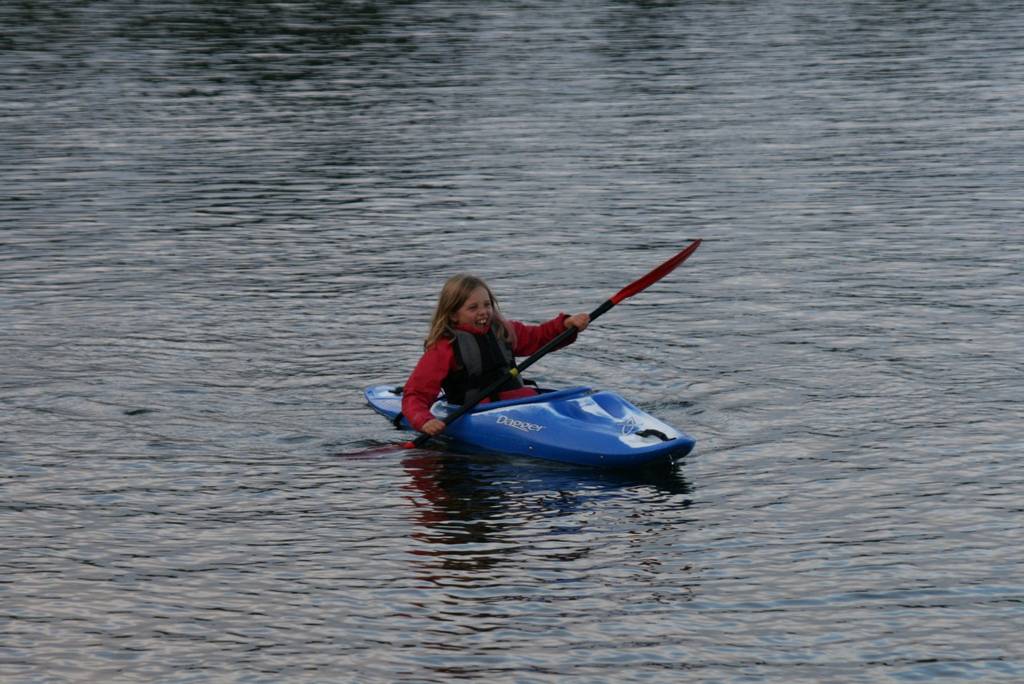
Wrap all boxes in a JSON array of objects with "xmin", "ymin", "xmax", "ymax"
[{"xmin": 402, "ymin": 274, "xmax": 590, "ymax": 436}]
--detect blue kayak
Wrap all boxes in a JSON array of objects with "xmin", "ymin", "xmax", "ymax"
[{"xmin": 365, "ymin": 385, "xmax": 696, "ymax": 469}]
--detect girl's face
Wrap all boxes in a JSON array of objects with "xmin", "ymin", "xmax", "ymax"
[{"xmin": 450, "ymin": 286, "xmax": 493, "ymax": 332}]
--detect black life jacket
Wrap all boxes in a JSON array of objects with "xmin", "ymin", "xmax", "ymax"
[{"xmin": 441, "ymin": 323, "xmax": 525, "ymax": 405}]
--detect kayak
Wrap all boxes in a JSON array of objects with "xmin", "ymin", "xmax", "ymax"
[{"xmin": 365, "ymin": 384, "xmax": 696, "ymax": 469}]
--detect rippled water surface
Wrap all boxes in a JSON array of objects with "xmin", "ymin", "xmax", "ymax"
[{"xmin": 3, "ymin": 1, "xmax": 1022, "ymax": 682}]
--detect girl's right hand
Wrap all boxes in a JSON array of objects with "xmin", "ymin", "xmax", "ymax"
[{"xmin": 421, "ymin": 418, "xmax": 446, "ymax": 436}]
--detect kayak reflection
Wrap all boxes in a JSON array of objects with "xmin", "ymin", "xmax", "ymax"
[{"xmin": 401, "ymin": 452, "xmax": 693, "ymax": 577}]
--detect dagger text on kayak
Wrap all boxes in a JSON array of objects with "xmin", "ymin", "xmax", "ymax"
[{"xmin": 496, "ymin": 415, "xmax": 545, "ymax": 433}]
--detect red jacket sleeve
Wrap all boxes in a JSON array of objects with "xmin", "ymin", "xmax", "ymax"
[
  {"xmin": 401, "ymin": 340, "xmax": 456, "ymax": 431},
  {"xmin": 508, "ymin": 313, "xmax": 577, "ymax": 356}
]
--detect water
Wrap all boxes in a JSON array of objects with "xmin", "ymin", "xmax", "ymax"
[{"xmin": 2, "ymin": 1, "xmax": 1022, "ymax": 682}]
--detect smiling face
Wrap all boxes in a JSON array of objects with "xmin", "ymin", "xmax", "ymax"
[{"xmin": 450, "ymin": 286, "xmax": 494, "ymax": 332}]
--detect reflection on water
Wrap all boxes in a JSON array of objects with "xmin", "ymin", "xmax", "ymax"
[
  {"xmin": 396, "ymin": 451, "xmax": 701, "ymax": 678},
  {"xmin": 403, "ymin": 452, "xmax": 693, "ymax": 575}
]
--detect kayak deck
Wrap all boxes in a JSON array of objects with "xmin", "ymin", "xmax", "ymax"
[{"xmin": 365, "ymin": 384, "xmax": 695, "ymax": 469}]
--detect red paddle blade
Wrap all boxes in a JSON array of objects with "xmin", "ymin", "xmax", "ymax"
[{"xmin": 610, "ymin": 239, "xmax": 701, "ymax": 305}]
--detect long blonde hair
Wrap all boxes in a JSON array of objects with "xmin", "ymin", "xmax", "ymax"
[{"xmin": 424, "ymin": 274, "xmax": 514, "ymax": 350}]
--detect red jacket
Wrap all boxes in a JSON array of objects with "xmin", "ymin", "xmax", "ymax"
[{"xmin": 401, "ymin": 314, "xmax": 576, "ymax": 431}]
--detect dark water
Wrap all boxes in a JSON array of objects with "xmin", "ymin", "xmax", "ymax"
[{"xmin": 3, "ymin": 1, "xmax": 1022, "ymax": 682}]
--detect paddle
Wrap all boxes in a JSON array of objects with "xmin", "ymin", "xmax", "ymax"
[{"xmin": 404, "ymin": 238, "xmax": 702, "ymax": 449}]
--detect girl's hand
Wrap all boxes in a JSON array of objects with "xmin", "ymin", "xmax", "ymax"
[
  {"xmin": 565, "ymin": 313, "xmax": 590, "ymax": 332},
  {"xmin": 421, "ymin": 418, "xmax": 446, "ymax": 436}
]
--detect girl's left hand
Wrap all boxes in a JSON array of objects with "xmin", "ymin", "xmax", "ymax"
[{"xmin": 565, "ymin": 313, "xmax": 590, "ymax": 332}]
